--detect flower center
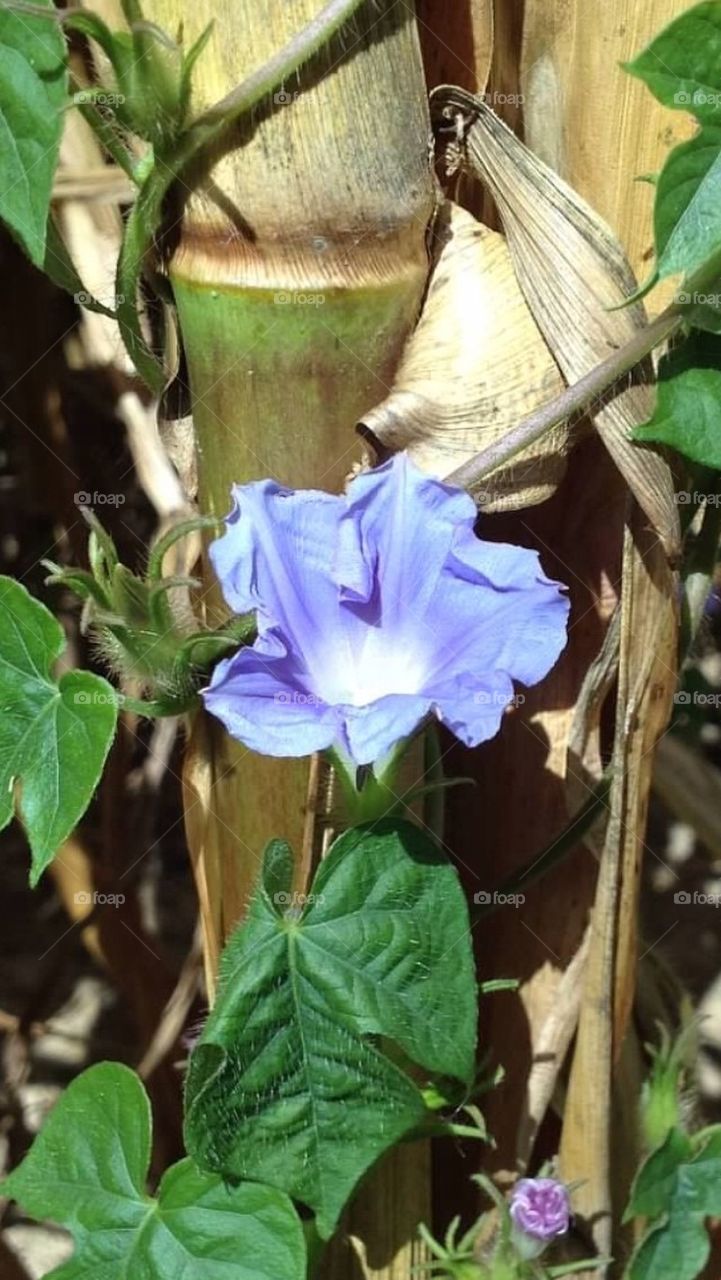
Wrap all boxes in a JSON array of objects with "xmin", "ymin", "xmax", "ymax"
[{"xmin": 311, "ymin": 634, "xmax": 428, "ymax": 708}]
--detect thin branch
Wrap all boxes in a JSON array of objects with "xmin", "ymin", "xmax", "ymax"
[{"xmin": 447, "ymin": 308, "xmax": 681, "ymax": 490}]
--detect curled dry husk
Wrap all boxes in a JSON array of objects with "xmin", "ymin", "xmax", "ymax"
[
  {"xmin": 430, "ymin": 86, "xmax": 679, "ymax": 554},
  {"xmin": 360, "ymin": 199, "xmax": 568, "ymax": 513}
]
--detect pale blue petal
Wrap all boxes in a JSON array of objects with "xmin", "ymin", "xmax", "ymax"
[
  {"xmin": 201, "ymin": 634, "xmax": 338, "ymax": 758},
  {"xmin": 429, "ymin": 670, "xmax": 516, "ymax": 747},
  {"xmin": 338, "ymin": 454, "xmax": 477, "ymax": 636},
  {"xmin": 209, "ymin": 481, "xmax": 364, "ymax": 692},
  {"xmin": 339, "ymin": 693, "xmax": 433, "ymax": 769},
  {"xmin": 422, "ymin": 537, "xmax": 570, "ymax": 690},
  {"xmin": 209, "ymin": 480, "xmax": 344, "ymax": 642}
]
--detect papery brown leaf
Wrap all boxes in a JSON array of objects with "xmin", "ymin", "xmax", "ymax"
[
  {"xmin": 431, "ymin": 87, "xmax": 679, "ymax": 556},
  {"xmin": 361, "ymin": 200, "xmax": 567, "ymax": 512}
]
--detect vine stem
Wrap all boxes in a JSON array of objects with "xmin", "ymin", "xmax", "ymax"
[
  {"xmin": 447, "ymin": 245, "xmax": 721, "ymax": 491},
  {"xmin": 446, "ymin": 308, "xmax": 681, "ymax": 489}
]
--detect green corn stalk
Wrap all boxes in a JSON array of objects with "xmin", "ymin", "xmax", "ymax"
[{"xmin": 148, "ymin": 0, "xmax": 437, "ymax": 1273}]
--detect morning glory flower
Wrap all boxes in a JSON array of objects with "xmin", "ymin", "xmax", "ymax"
[
  {"xmin": 509, "ymin": 1177, "xmax": 571, "ymax": 1258},
  {"xmin": 201, "ymin": 454, "xmax": 569, "ymax": 768}
]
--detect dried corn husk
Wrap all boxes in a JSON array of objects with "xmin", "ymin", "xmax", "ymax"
[
  {"xmin": 430, "ymin": 87, "xmax": 679, "ymax": 556},
  {"xmin": 361, "ymin": 200, "xmax": 567, "ymax": 512}
]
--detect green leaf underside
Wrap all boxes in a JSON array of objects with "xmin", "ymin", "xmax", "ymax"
[
  {"xmin": 627, "ymin": 5, "xmax": 721, "ymax": 285},
  {"xmin": 626, "ymin": 3, "xmax": 721, "ymax": 123},
  {"xmin": 185, "ymin": 820, "xmax": 478, "ymax": 1237},
  {"xmin": 2, "ymin": 1062, "xmax": 306, "ymax": 1280},
  {"xmin": 654, "ymin": 126, "xmax": 721, "ymax": 283},
  {"xmin": 625, "ymin": 1126, "xmax": 721, "ymax": 1280},
  {"xmin": 0, "ymin": 0, "xmax": 67, "ymax": 266},
  {"xmin": 633, "ymin": 330, "xmax": 721, "ymax": 467},
  {"xmin": 0, "ymin": 576, "xmax": 117, "ymax": 884}
]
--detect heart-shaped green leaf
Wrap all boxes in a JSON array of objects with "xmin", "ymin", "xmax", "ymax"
[
  {"xmin": 0, "ymin": 0, "xmax": 67, "ymax": 266},
  {"xmin": 185, "ymin": 819, "xmax": 478, "ymax": 1237},
  {"xmin": 626, "ymin": 6, "xmax": 721, "ymax": 289},
  {"xmin": 0, "ymin": 576, "xmax": 117, "ymax": 883},
  {"xmin": 653, "ymin": 126, "xmax": 721, "ymax": 285},
  {"xmin": 634, "ymin": 330, "xmax": 721, "ymax": 467},
  {"xmin": 626, "ymin": 3, "xmax": 721, "ymax": 124},
  {"xmin": 626, "ymin": 1126, "xmax": 721, "ymax": 1280},
  {"xmin": 2, "ymin": 1062, "xmax": 306, "ymax": 1280}
]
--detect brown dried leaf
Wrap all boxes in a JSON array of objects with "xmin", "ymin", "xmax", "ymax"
[
  {"xmin": 431, "ymin": 88, "xmax": 679, "ymax": 555},
  {"xmin": 361, "ymin": 200, "xmax": 567, "ymax": 512}
]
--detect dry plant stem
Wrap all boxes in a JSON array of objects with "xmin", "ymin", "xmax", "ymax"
[
  {"xmin": 447, "ymin": 307, "xmax": 681, "ymax": 490},
  {"xmin": 516, "ymin": 925, "xmax": 591, "ymax": 1169},
  {"xmin": 150, "ymin": 1, "xmax": 436, "ymax": 1274},
  {"xmin": 137, "ymin": 923, "xmax": 204, "ymax": 1079}
]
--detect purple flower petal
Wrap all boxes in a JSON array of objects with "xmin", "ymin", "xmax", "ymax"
[
  {"xmin": 428, "ymin": 670, "xmax": 517, "ymax": 748},
  {"xmin": 339, "ymin": 693, "xmax": 433, "ymax": 767},
  {"xmin": 209, "ymin": 480, "xmax": 346, "ymax": 655},
  {"xmin": 338, "ymin": 456, "xmax": 476, "ymax": 626},
  {"xmin": 202, "ymin": 455, "xmax": 570, "ymax": 767},
  {"xmin": 509, "ymin": 1177, "xmax": 570, "ymax": 1243},
  {"xmin": 202, "ymin": 630, "xmax": 339, "ymax": 758}
]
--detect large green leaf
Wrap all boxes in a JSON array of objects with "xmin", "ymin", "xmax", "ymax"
[
  {"xmin": 0, "ymin": 576, "xmax": 117, "ymax": 884},
  {"xmin": 185, "ymin": 819, "xmax": 478, "ymax": 1237},
  {"xmin": 627, "ymin": 1212, "xmax": 711, "ymax": 1280},
  {"xmin": 626, "ymin": 5, "xmax": 721, "ymax": 290},
  {"xmin": 0, "ymin": 0, "xmax": 67, "ymax": 266},
  {"xmin": 633, "ymin": 330, "xmax": 721, "ymax": 467},
  {"xmin": 626, "ymin": 3, "xmax": 721, "ymax": 124},
  {"xmin": 2, "ymin": 1062, "xmax": 306, "ymax": 1280},
  {"xmin": 652, "ymin": 126, "xmax": 721, "ymax": 285},
  {"xmin": 624, "ymin": 1128, "xmax": 693, "ymax": 1221},
  {"xmin": 625, "ymin": 1127, "xmax": 721, "ymax": 1280}
]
